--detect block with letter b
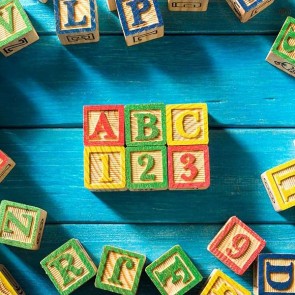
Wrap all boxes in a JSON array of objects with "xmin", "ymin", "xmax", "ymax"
[
  {"xmin": 168, "ymin": 0, "xmax": 208, "ymax": 12},
  {"xmin": 0, "ymin": 150, "xmax": 15, "ymax": 183},
  {"xmin": 208, "ymin": 216, "xmax": 266, "ymax": 275},
  {"xmin": 0, "ymin": 200, "xmax": 47, "ymax": 250}
]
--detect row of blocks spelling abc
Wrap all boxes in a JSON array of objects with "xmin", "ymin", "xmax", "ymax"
[{"xmin": 83, "ymin": 103, "xmax": 210, "ymax": 191}]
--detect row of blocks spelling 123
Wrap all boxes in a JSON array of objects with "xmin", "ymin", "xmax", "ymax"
[{"xmin": 83, "ymin": 103, "xmax": 210, "ymax": 191}]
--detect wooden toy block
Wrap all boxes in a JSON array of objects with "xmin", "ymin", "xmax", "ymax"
[
  {"xmin": 40, "ymin": 239, "xmax": 97, "ymax": 295},
  {"xmin": 200, "ymin": 269, "xmax": 251, "ymax": 295},
  {"xmin": 115, "ymin": 0, "xmax": 164, "ymax": 46},
  {"xmin": 256, "ymin": 253, "xmax": 295, "ymax": 295},
  {"xmin": 168, "ymin": 145, "xmax": 210, "ymax": 190},
  {"xmin": 95, "ymin": 245, "xmax": 146, "ymax": 295},
  {"xmin": 145, "ymin": 245, "xmax": 203, "ymax": 295},
  {"xmin": 266, "ymin": 17, "xmax": 295, "ymax": 78},
  {"xmin": 0, "ymin": 264, "xmax": 25, "ymax": 295},
  {"xmin": 168, "ymin": 0, "xmax": 208, "ymax": 12},
  {"xmin": 0, "ymin": 200, "xmax": 47, "ymax": 250},
  {"xmin": 53, "ymin": 0, "xmax": 99, "ymax": 45},
  {"xmin": 84, "ymin": 105, "xmax": 125, "ymax": 146},
  {"xmin": 106, "ymin": 0, "xmax": 117, "ymax": 10},
  {"xmin": 0, "ymin": 150, "xmax": 15, "ymax": 183},
  {"xmin": 225, "ymin": 0, "xmax": 274, "ymax": 23},
  {"xmin": 261, "ymin": 159, "xmax": 295, "ymax": 211},
  {"xmin": 207, "ymin": 216, "xmax": 266, "ymax": 275},
  {"xmin": 84, "ymin": 146, "xmax": 126, "ymax": 191},
  {"xmin": 166, "ymin": 103, "xmax": 208, "ymax": 146},
  {"xmin": 125, "ymin": 103, "xmax": 166, "ymax": 146},
  {"xmin": 126, "ymin": 145, "xmax": 167, "ymax": 190},
  {"xmin": 0, "ymin": 0, "xmax": 39, "ymax": 57}
]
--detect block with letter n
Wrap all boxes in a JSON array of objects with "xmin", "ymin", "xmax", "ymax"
[
  {"xmin": 146, "ymin": 245, "xmax": 203, "ymax": 295},
  {"xmin": 115, "ymin": 0, "xmax": 164, "ymax": 46},
  {"xmin": 53, "ymin": 0, "xmax": 99, "ymax": 45},
  {"xmin": 40, "ymin": 239, "xmax": 97, "ymax": 295},
  {"xmin": 168, "ymin": 0, "xmax": 208, "ymax": 12},
  {"xmin": 95, "ymin": 245, "xmax": 146, "ymax": 295},
  {"xmin": 0, "ymin": 200, "xmax": 47, "ymax": 250},
  {"xmin": 0, "ymin": 150, "xmax": 15, "ymax": 183},
  {"xmin": 0, "ymin": 0, "xmax": 39, "ymax": 57}
]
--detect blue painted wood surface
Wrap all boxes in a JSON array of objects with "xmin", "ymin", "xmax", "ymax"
[{"xmin": 0, "ymin": 0, "xmax": 295, "ymax": 294}]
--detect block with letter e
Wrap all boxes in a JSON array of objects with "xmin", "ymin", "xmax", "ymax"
[
  {"xmin": 40, "ymin": 239, "xmax": 97, "ymax": 295},
  {"xmin": 168, "ymin": 0, "xmax": 208, "ymax": 12},
  {"xmin": 208, "ymin": 216, "xmax": 266, "ymax": 275},
  {"xmin": 0, "ymin": 0, "xmax": 39, "ymax": 56},
  {"xmin": 0, "ymin": 150, "xmax": 15, "ymax": 183},
  {"xmin": 146, "ymin": 245, "xmax": 203, "ymax": 295},
  {"xmin": 53, "ymin": 0, "xmax": 99, "ymax": 45}
]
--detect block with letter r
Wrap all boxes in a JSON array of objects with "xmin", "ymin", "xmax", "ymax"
[{"xmin": 146, "ymin": 245, "xmax": 203, "ymax": 295}]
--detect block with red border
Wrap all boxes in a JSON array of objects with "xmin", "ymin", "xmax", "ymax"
[
  {"xmin": 0, "ymin": 150, "xmax": 15, "ymax": 183},
  {"xmin": 207, "ymin": 216, "xmax": 266, "ymax": 275}
]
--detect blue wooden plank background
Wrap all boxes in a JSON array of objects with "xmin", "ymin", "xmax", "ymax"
[{"xmin": 0, "ymin": 0, "xmax": 295, "ymax": 294}]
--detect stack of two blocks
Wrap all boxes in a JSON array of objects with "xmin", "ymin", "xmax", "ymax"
[{"xmin": 83, "ymin": 103, "xmax": 210, "ymax": 191}]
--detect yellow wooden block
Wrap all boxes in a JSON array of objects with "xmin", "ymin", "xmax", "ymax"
[
  {"xmin": 0, "ymin": 265, "xmax": 25, "ymax": 295},
  {"xmin": 84, "ymin": 146, "xmax": 126, "ymax": 191},
  {"xmin": 168, "ymin": 0, "xmax": 208, "ymax": 12},
  {"xmin": 261, "ymin": 159, "xmax": 295, "ymax": 211},
  {"xmin": 166, "ymin": 103, "xmax": 208, "ymax": 145}
]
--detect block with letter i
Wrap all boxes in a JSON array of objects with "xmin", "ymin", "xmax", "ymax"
[
  {"xmin": 0, "ymin": 150, "xmax": 15, "ymax": 183},
  {"xmin": 168, "ymin": 0, "xmax": 208, "ymax": 12},
  {"xmin": 40, "ymin": 239, "xmax": 97, "ymax": 295},
  {"xmin": 146, "ymin": 245, "xmax": 203, "ymax": 295},
  {"xmin": 208, "ymin": 216, "xmax": 266, "ymax": 275},
  {"xmin": 53, "ymin": 0, "xmax": 99, "ymax": 45},
  {"xmin": 266, "ymin": 17, "xmax": 295, "ymax": 78},
  {"xmin": 95, "ymin": 245, "xmax": 146, "ymax": 295},
  {"xmin": 0, "ymin": 0, "xmax": 39, "ymax": 57},
  {"xmin": 115, "ymin": 0, "xmax": 164, "ymax": 46}
]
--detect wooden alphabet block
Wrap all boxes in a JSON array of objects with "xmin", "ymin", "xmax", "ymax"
[
  {"xmin": 115, "ymin": 0, "xmax": 164, "ymax": 46},
  {"xmin": 145, "ymin": 245, "xmax": 203, "ymax": 295},
  {"xmin": 84, "ymin": 105, "xmax": 125, "ymax": 146},
  {"xmin": 53, "ymin": 0, "xmax": 99, "ymax": 45},
  {"xmin": 208, "ymin": 216, "xmax": 266, "ymax": 275},
  {"xmin": 168, "ymin": 0, "xmax": 208, "ymax": 12},
  {"xmin": 106, "ymin": 0, "xmax": 117, "ymax": 10},
  {"xmin": 226, "ymin": 0, "xmax": 274, "ymax": 23},
  {"xmin": 266, "ymin": 17, "xmax": 295, "ymax": 78},
  {"xmin": 256, "ymin": 253, "xmax": 295, "ymax": 295},
  {"xmin": 261, "ymin": 159, "xmax": 295, "ymax": 211},
  {"xmin": 84, "ymin": 146, "xmax": 126, "ymax": 191},
  {"xmin": 126, "ymin": 145, "xmax": 167, "ymax": 190},
  {"xmin": 0, "ymin": 150, "xmax": 15, "ymax": 183},
  {"xmin": 166, "ymin": 103, "xmax": 208, "ymax": 146},
  {"xmin": 168, "ymin": 145, "xmax": 210, "ymax": 190},
  {"xmin": 95, "ymin": 245, "xmax": 146, "ymax": 295},
  {"xmin": 0, "ymin": 200, "xmax": 47, "ymax": 250},
  {"xmin": 0, "ymin": 0, "xmax": 39, "ymax": 57},
  {"xmin": 40, "ymin": 239, "xmax": 97, "ymax": 295},
  {"xmin": 0, "ymin": 265, "xmax": 25, "ymax": 295},
  {"xmin": 200, "ymin": 269, "xmax": 251, "ymax": 295}
]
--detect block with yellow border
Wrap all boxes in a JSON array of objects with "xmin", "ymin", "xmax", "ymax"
[{"xmin": 0, "ymin": 264, "xmax": 25, "ymax": 295}]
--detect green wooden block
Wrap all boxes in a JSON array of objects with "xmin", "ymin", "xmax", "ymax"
[
  {"xmin": 125, "ymin": 103, "xmax": 166, "ymax": 146},
  {"xmin": 145, "ymin": 245, "xmax": 203, "ymax": 295},
  {"xmin": 95, "ymin": 245, "xmax": 146, "ymax": 295},
  {"xmin": 40, "ymin": 238, "xmax": 97, "ymax": 295},
  {"xmin": 0, "ymin": 200, "xmax": 47, "ymax": 250},
  {"xmin": 126, "ymin": 145, "xmax": 168, "ymax": 191}
]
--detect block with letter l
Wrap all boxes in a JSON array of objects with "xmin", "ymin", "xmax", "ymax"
[
  {"xmin": 53, "ymin": 0, "xmax": 99, "ymax": 45},
  {"xmin": 0, "ymin": 150, "xmax": 15, "ymax": 183},
  {"xmin": 168, "ymin": 0, "xmax": 208, "ymax": 12}
]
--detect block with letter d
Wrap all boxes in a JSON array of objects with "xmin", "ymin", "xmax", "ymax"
[
  {"xmin": 53, "ymin": 0, "xmax": 99, "ymax": 45},
  {"xmin": 115, "ymin": 0, "xmax": 164, "ymax": 46}
]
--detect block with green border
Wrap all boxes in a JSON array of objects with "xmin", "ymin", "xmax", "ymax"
[
  {"xmin": 146, "ymin": 245, "xmax": 203, "ymax": 295},
  {"xmin": 40, "ymin": 239, "xmax": 97, "ymax": 295},
  {"xmin": 125, "ymin": 103, "xmax": 166, "ymax": 146},
  {"xmin": 95, "ymin": 245, "xmax": 146, "ymax": 295},
  {"xmin": 126, "ymin": 145, "xmax": 168, "ymax": 191},
  {"xmin": 0, "ymin": 200, "xmax": 47, "ymax": 250}
]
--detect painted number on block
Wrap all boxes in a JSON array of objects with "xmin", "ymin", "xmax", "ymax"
[
  {"xmin": 180, "ymin": 153, "xmax": 198, "ymax": 181},
  {"xmin": 226, "ymin": 234, "xmax": 251, "ymax": 259},
  {"xmin": 138, "ymin": 154, "xmax": 155, "ymax": 181},
  {"xmin": 99, "ymin": 154, "xmax": 112, "ymax": 183}
]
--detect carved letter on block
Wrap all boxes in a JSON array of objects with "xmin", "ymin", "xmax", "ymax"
[
  {"xmin": 0, "ymin": 0, "xmax": 39, "ymax": 56},
  {"xmin": 0, "ymin": 265, "xmax": 25, "ymax": 295},
  {"xmin": 146, "ymin": 245, "xmax": 203, "ymax": 295},
  {"xmin": 95, "ymin": 246, "xmax": 146, "ymax": 295},
  {"xmin": 0, "ymin": 200, "xmax": 47, "ymax": 250},
  {"xmin": 0, "ymin": 150, "xmax": 15, "ymax": 183},
  {"xmin": 53, "ymin": 0, "xmax": 99, "ymax": 45},
  {"xmin": 261, "ymin": 159, "xmax": 295, "ymax": 211},
  {"xmin": 168, "ymin": 0, "xmax": 208, "ymax": 12},
  {"xmin": 40, "ymin": 239, "xmax": 97, "ymax": 295},
  {"xmin": 208, "ymin": 216, "xmax": 266, "ymax": 275}
]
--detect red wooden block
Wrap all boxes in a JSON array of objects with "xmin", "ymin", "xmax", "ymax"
[
  {"xmin": 0, "ymin": 150, "xmax": 15, "ymax": 183},
  {"xmin": 208, "ymin": 216, "xmax": 266, "ymax": 275},
  {"xmin": 83, "ymin": 105, "xmax": 125, "ymax": 146},
  {"xmin": 168, "ymin": 145, "xmax": 210, "ymax": 190}
]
